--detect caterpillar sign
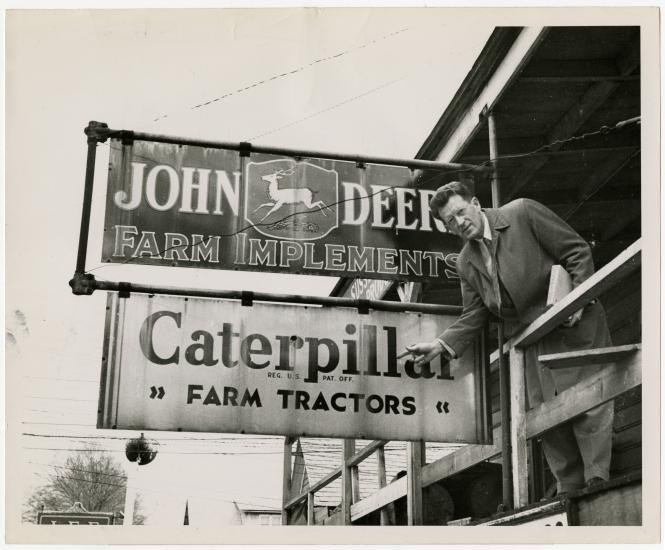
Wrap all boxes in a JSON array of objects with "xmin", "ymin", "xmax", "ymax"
[
  {"xmin": 98, "ymin": 293, "xmax": 490, "ymax": 443},
  {"xmin": 102, "ymin": 139, "xmax": 461, "ymax": 283}
]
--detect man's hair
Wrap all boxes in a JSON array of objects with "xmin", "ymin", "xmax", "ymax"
[{"xmin": 429, "ymin": 181, "xmax": 474, "ymax": 220}]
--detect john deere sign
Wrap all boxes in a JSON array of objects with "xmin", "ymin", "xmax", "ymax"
[{"xmin": 102, "ymin": 139, "xmax": 461, "ymax": 282}]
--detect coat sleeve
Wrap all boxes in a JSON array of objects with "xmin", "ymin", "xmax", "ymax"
[
  {"xmin": 437, "ymin": 270, "xmax": 489, "ymax": 358},
  {"xmin": 522, "ymin": 199, "xmax": 594, "ymax": 288}
]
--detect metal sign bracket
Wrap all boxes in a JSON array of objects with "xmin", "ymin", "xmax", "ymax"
[
  {"xmin": 241, "ymin": 290, "xmax": 254, "ymax": 307},
  {"xmin": 118, "ymin": 282, "xmax": 132, "ymax": 299}
]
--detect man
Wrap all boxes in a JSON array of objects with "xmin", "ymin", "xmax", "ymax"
[{"xmin": 406, "ymin": 181, "xmax": 613, "ymax": 495}]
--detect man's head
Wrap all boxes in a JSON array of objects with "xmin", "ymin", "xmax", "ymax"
[{"xmin": 429, "ymin": 181, "xmax": 484, "ymax": 240}]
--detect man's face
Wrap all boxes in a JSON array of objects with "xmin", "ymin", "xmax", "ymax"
[{"xmin": 438, "ymin": 195, "xmax": 484, "ymax": 240}]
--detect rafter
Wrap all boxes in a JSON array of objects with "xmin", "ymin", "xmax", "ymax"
[
  {"xmin": 503, "ymin": 40, "xmax": 640, "ymax": 202},
  {"xmin": 560, "ymin": 148, "xmax": 640, "ymax": 221}
]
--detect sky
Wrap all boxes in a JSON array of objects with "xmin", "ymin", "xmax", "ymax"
[{"xmin": 5, "ymin": 6, "xmax": 494, "ymax": 535}]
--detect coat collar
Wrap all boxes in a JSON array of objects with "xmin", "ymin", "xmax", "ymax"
[{"xmin": 462, "ymin": 207, "xmax": 511, "ymax": 276}]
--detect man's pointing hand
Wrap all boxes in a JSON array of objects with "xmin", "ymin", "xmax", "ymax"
[{"xmin": 398, "ymin": 340, "xmax": 451, "ymax": 366}]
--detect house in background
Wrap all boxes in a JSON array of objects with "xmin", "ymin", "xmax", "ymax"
[{"xmin": 235, "ymin": 503, "xmax": 282, "ymax": 526}]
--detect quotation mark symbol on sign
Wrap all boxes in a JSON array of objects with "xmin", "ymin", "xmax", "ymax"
[
  {"xmin": 436, "ymin": 401, "xmax": 450, "ymax": 414},
  {"xmin": 149, "ymin": 386, "xmax": 165, "ymax": 399}
]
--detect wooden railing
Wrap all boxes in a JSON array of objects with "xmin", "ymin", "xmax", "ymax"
[{"xmin": 282, "ymin": 239, "xmax": 642, "ymax": 524}]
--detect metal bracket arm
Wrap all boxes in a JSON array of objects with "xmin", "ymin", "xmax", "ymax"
[{"xmin": 69, "ymin": 272, "xmax": 97, "ymax": 295}]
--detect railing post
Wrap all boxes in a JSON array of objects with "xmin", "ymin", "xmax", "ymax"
[
  {"xmin": 342, "ymin": 440, "xmax": 355, "ymax": 525},
  {"xmin": 509, "ymin": 347, "xmax": 529, "ymax": 508},
  {"xmin": 376, "ymin": 446, "xmax": 390, "ymax": 525},
  {"xmin": 406, "ymin": 441, "xmax": 424, "ymax": 525},
  {"xmin": 307, "ymin": 492, "xmax": 315, "ymax": 525},
  {"xmin": 498, "ymin": 325, "xmax": 513, "ymax": 509},
  {"xmin": 281, "ymin": 437, "xmax": 293, "ymax": 525}
]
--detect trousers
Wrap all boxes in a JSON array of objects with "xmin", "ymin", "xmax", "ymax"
[
  {"xmin": 540, "ymin": 402, "xmax": 614, "ymax": 492},
  {"xmin": 513, "ymin": 301, "xmax": 615, "ymax": 493}
]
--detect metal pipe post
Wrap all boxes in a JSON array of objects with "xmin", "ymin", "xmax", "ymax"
[
  {"xmin": 75, "ymin": 121, "xmax": 108, "ymax": 273},
  {"xmin": 488, "ymin": 111, "xmax": 502, "ymax": 208},
  {"xmin": 488, "ymin": 110, "xmax": 513, "ymax": 509}
]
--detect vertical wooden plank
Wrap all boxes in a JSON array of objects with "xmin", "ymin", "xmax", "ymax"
[
  {"xmin": 406, "ymin": 441, "xmax": 423, "ymax": 525},
  {"xmin": 376, "ymin": 446, "xmax": 390, "ymax": 526},
  {"xmin": 498, "ymin": 324, "xmax": 513, "ymax": 509},
  {"xmin": 281, "ymin": 437, "xmax": 293, "ymax": 525},
  {"xmin": 342, "ymin": 439, "xmax": 355, "ymax": 525},
  {"xmin": 351, "ymin": 464, "xmax": 361, "ymax": 504},
  {"xmin": 509, "ymin": 347, "xmax": 529, "ymax": 508},
  {"xmin": 307, "ymin": 492, "xmax": 315, "ymax": 526}
]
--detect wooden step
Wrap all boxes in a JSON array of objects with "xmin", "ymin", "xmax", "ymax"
[{"xmin": 538, "ymin": 344, "xmax": 641, "ymax": 370}]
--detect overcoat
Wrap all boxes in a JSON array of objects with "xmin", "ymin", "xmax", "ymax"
[{"xmin": 439, "ymin": 198, "xmax": 612, "ymax": 405}]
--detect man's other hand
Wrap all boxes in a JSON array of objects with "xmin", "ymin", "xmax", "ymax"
[{"xmin": 562, "ymin": 307, "xmax": 584, "ymax": 328}]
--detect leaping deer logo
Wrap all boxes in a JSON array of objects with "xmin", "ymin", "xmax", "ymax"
[{"xmin": 253, "ymin": 167, "xmax": 334, "ymax": 222}]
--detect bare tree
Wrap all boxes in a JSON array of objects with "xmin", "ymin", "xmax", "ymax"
[{"xmin": 23, "ymin": 449, "xmax": 145, "ymax": 524}]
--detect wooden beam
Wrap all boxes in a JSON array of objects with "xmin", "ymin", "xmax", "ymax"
[
  {"xmin": 520, "ymin": 58, "xmax": 624, "ymax": 78},
  {"xmin": 281, "ymin": 437, "xmax": 293, "ymax": 524},
  {"xmin": 519, "ymin": 75, "xmax": 640, "ymax": 83},
  {"xmin": 462, "ymin": 144, "xmax": 637, "ymax": 163},
  {"xmin": 284, "ymin": 467, "xmax": 342, "ymax": 510},
  {"xmin": 436, "ymin": 27, "xmax": 549, "ymax": 163},
  {"xmin": 601, "ymin": 200, "xmax": 641, "ymax": 242},
  {"xmin": 511, "ymin": 240, "xmax": 641, "ymax": 349},
  {"xmin": 347, "ymin": 440, "xmax": 386, "ymax": 467},
  {"xmin": 350, "ymin": 476, "xmax": 407, "ymax": 522},
  {"xmin": 406, "ymin": 442, "xmax": 424, "ymax": 525},
  {"xmin": 421, "ymin": 427, "xmax": 502, "ymax": 487},
  {"xmin": 376, "ymin": 446, "xmax": 390, "ymax": 526},
  {"xmin": 509, "ymin": 347, "xmax": 529, "ymax": 508},
  {"xmin": 527, "ymin": 350, "xmax": 641, "ymax": 438},
  {"xmin": 539, "ymin": 344, "xmax": 641, "ymax": 370},
  {"xmin": 503, "ymin": 40, "xmax": 640, "ymax": 202},
  {"xmin": 342, "ymin": 440, "xmax": 355, "ymax": 525},
  {"xmin": 560, "ymin": 148, "xmax": 640, "ymax": 221},
  {"xmin": 351, "ymin": 464, "xmax": 361, "ymax": 506},
  {"xmin": 307, "ymin": 493, "xmax": 314, "ymax": 526},
  {"xmin": 307, "ymin": 466, "xmax": 342, "ymax": 495}
]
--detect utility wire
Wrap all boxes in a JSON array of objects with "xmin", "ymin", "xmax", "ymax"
[
  {"xmin": 30, "ymin": 462, "xmax": 282, "ymax": 505},
  {"xmin": 31, "ymin": 472, "xmax": 280, "ymax": 508},
  {"xmin": 24, "ymin": 396, "xmax": 98, "ymax": 402},
  {"xmin": 23, "ymin": 376, "xmax": 98, "ymax": 384},
  {"xmin": 151, "ymin": 27, "xmax": 410, "ymax": 123},
  {"xmin": 247, "ymin": 76, "xmax": 406, "ymax": 141},
  {"xmin": 23, "ymin": 447, "xmax": 285, "ymax": 455},
  {"xmin": 22, "ymin": 433, "xmax": 284, "ymax": 442}
]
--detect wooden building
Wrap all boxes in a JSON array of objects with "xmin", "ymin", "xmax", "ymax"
[{"xmin": 281, "ymin": 26, "xmax": 642, "ymax": 526}]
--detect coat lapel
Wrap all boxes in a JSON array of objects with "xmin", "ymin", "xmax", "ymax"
[
  {"xmin": 484, "ymin": 208, "xmax": 511, "ymax": 257},
  {"xmin": 465, "ymin": 240, "xmax": 489, "ymax": 279}
]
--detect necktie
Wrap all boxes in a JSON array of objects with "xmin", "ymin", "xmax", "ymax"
[{"xmin": 478, "ymin": 238, "xmax": 502, "ymax": 310}]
